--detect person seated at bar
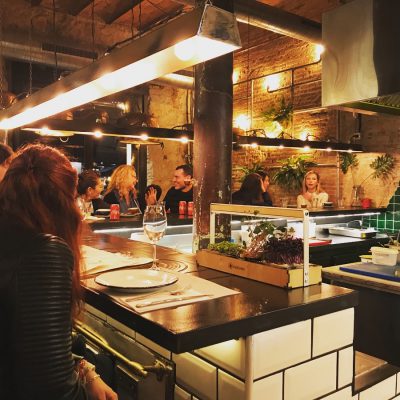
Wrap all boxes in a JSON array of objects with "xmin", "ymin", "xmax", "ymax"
[
  {"xmin": 258, "ymin": 170, "xmax": 273, "ymax": 206},
  {"xmin": 0, "ymin": 144, "xmax": 117, "ymax": 400},
  {"xmin": 104, "ymin": 164, "xmax": 141, "ymax": 213},
  {"xmin": 76, "ymin": 170, "xmax": 107, "ymax": 218},
  {"xmin": 0, "ymin": 143, "xmax": 14, "ymax": 182},
  {"xmin": 232, "ymin": 173, "xmax": 272, "ymax": 206},
  {"xmin": 297, "ymin": 170, "xmax": 328, "ymax": 208},
  {"xmin": 138, "ymin": 184, "xmax": 162, "ymax": 213},
  {"xmin": 163, "ymin": 164, "xmax": 193, "ymax": 213}
]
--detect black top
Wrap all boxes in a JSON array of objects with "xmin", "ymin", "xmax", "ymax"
[
  {"xmin": 232, "ymin": 190, "xmax": 273, "ymax": 206},
  {"xmin": 0, "ymin": 217, "xmax": 86, "ymax": 400},
  {"xmin": 163, "ymin": 187, "xmax": 193, "ymax": 213},
  {"xmin": 104, "ymin": 190, "xmax": 140, "ymax": 213}
]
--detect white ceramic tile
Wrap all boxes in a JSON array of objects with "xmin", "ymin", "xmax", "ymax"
[
  {"xmin": 393, "ymin": 397, "xmax": 400, "ymax": 400},
  {"xmin": 352, "ymin": 395, "xmax": 359, "ymax": 400},
  {"xmin": 397, "ymin": 372, "xmax": 400, "ymax": 394},
  {"xmin": 253, "ymin": 320, "xmax": 311, "ymax": 378},
  {"xmin": 253, "ymin": 373, "xmax": 282, "ymax": 400},
  {"xmin": 321, "ymin": 386, "xmax": 352, "ymax": 400},
  {"xmin": 218, "ymin": 370, "xmax": 245, "ymax": 400},
  {"xmin": 359, "ymin": 375, "xmax": 396, "ymax": 400},
  {"xmin": 313, "ymin": 308, "xmax": 354, "ymax": 357},
  {"xmin": 284, "ymin": 353, "xmax": 337, "ymax": 400},
  {"xmin": 172, "ymin": 352, "xmax": 217, "ymax": 400},
  {"xmin": 174, "ymin": 384, "xmax": 191, "ymax": 400},
  {"xmin": 136, "ymin": 332, "xmax": 170, "ymax": 359},
  {"xmin": 339, "ymin": 347, "xmax": 354, "ymax": 388},
  {"xmin": 84, "ymin": 303, "xmax": 107, "ymax": 320},
  {"xmin": 105, "ymin": 315, "xmax": 136, "ymax": 339},
  {"xmin": 195, "ymin": 338, "xmax": 246, "ymax": 378}
]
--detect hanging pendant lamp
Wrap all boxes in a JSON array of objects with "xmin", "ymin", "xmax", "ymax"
[{"xmin": 0, "ymin": 4, "xmax": 241, "ymax": 130}]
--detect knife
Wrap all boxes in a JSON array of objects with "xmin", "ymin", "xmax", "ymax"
[{"xmin": 135, "ymin": 294, "xmax": 213, "ymax": 308}]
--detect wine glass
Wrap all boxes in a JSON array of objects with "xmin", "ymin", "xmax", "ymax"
[{"xmin": 143, "ymin": 202, "xmax": 167, "ymax": 269}]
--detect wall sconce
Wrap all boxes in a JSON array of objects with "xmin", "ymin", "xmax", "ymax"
[
  {"xmin": 234, "ymin": 114, "xmax": 251, "ymax": 131},
  {"xmin": 264, "ymin": 74, "xmax": 281, "ymax": 92},
  {"xmin": 0, "ymin": 4, "xmax": 241, "ymax": 130},
  {"xmin": 232, "ymin": 70, "xmax": 240, "ymax": 84},
  {"xmin": 314, "ymin": 44, "xmax": 325, "ymax": 62}
]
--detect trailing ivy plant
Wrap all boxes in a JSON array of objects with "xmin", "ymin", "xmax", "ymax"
[{"xmin": 272, "ymin": 154, "xmax": 316, "ymax": 193}]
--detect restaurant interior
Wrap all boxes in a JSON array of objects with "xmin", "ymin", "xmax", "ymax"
[{"xmin": 1, "ymin": 0, "xmax": 400, "ymax": 399}]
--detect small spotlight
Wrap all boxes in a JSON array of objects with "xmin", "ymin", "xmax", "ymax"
[
  {"xmin": 326, "ymin": 147, "xmax": 332, "ymax": 152},
  {"xmin": 251, "ymin": 142, "xmax": 258, "ymax": 149},
  {"xmin": 279, "ymin": 144, "xmax": 284, "ymax": 149},
  {"xmin": 303, "ymin": 145, "xmax": 310, "ymax": 151},
  {"xmin": 347, "ymin": 149, "xmax": 353, "ymax": 153},
  {"xmin": 232, "ymin": 70, "xmax": 239, "ymax": 84},
  {"xmin": 140, "ymin": 133, "xmax": 149, "ymax": 141},
  {"xmin": 265, "ymin": 74, "xmax": 280, "ymax": 92},
  {"xmin": 93, "ymin": 130, "xmax": 103, "ymax": 138},
  {"xmin": 315, "ymin": 44, "xmax": 325, "ymax": 61},
  {"xmin": 180, "ymin": 136, "xmax": 189, "ymax": 144}
]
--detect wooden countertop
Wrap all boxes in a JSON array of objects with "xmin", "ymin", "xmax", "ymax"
[{"xmin": 81, "ymin": 230, "xmax": 357, "ymax": 353}]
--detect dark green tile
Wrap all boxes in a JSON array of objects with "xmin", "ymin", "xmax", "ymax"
[
  {"xmin": 394, "ymin": 221, "xmax": 400, "ymax": 231},
  {"xmin": 378, "ymin": 220, "xmax": 386, "ymax": 229},
  {"xmin": 386, "ymin": 220, "xmax": 394, "ymax": 230}
]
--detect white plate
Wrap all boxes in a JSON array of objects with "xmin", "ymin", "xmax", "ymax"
[{"xmin": 95, "ymin": 269, "xmax": 179, "ymax": 292}]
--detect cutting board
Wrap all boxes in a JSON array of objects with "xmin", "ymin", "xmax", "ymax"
[{"xmin": 339, "ymin": 262, "xmax": 400, "ymax": 282}]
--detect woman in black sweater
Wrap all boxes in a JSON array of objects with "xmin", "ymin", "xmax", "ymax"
[
  {"xmin": 232, "ymin": 173, "xmax": 273, "ymax": 206},
  {"xmin": 0, "ymin": 144, "xmax": 116, "ymax": 400}
]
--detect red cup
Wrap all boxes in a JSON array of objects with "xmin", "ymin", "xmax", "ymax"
[
  {"xmin": 188, "ymin": 201, "xmax": 194, "ymax": 216},
  {"xmin": 179, "ymin": 201, "xmax": 187, "ymax": 215},
  {"xmin": 110, "ymin": 204, "xmax": 120, "ymax": 220},
  {"xmin": 361, "ymin": 198, "xmax": 371, "ymax": 209}
]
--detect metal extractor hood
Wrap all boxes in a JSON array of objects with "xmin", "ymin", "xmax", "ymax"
[{"xmin": 322, "ymin": 0, "xmax": 400, "ymax": 115}]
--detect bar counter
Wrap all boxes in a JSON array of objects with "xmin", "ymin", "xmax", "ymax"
[
  {"xmin": 81, "ymin": 230, "xmax": 357, "ymax": 353},
  {"xmin": 80, "ymin": 229, "xmax": 400, "ymax": 399}
]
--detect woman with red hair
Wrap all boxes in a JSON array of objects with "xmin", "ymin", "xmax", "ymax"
[{"xmin": 0, "ymin": 144, "xmax": 117, "ymax": 399}]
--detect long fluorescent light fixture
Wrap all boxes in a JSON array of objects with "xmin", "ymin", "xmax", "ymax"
[
  {"xmin": 236, "ymin": 135, "xmax": 362, "ymax": 153},
  {"xmin": 0, "ymin": 4, "xmax": 241, "ymax": 130}
]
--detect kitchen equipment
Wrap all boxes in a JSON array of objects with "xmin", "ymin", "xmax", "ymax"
[
  {"xmin": 328, "ymin": 226, "xmax": 377, "ymax": 239},
  {"xmin": 371, "ymin": 247, "xmax": 398, "ymax": 266},
  {"xmin": 287, "ymin": 221, "xmax": 316, "ymax": 238},
  {"xmin": 388, "ymin": 245, "xmax": 400, "ymax": 263}
]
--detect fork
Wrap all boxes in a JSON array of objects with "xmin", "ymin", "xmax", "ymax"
[{"xmin": 124, "ymin": 285, "xmax": 191, "ymax": 303}]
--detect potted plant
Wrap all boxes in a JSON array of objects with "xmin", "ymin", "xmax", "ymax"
[
  {"xmin": 272, "ymin": 154, "xmax": 316, "ymax": 194},
  {"xmin": 239, "ymin": 161, "xmax": 265, "ymax": 182},
  {"xmin": 260, "ymin": 97, "xmax": 293, "ymax": 136},
  {"xmin": 340, "ymin": 153, "xmax": 395, "ymax": 206}
]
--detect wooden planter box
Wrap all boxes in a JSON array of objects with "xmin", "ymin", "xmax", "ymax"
[{"xmin": 196, "ymin": 250, "xmax": 322, "ymax": 289}]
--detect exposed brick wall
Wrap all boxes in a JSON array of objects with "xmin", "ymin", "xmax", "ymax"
[{"xmin": 232, "ymin": 1, "xmax": 400, "ymax": 207}]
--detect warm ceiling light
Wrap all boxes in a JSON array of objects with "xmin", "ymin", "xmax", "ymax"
[
  {"xmin": 180, "ymin": 136, "xmax": 189, "ymax": 144},
  {"xmin": 0, "ymin": 5, "xmax": 240, "ymax": 130},
  {"xmin": 250, "ymin": 142, "xmax": 258, "ymax": 149},
  {"xmin": 326, "ymin": 147, "xmax": 332, "ymax": 152},
  {"xmin": 140, "ymin": 133, "xmax": 149, "ymax": 141},
  {"xmin": 299, "ymin": 130, "xmax": 309, "ymax": 141},
  {"xmin": 93, "ymin": 130, "xmax": 103, "ymax": 138},
  {"xmin": 265, "ymin": 74, "xmax": 280, "ymax": 92}
]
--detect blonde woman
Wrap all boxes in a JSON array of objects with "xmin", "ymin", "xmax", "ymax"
[
  {"xmin": 297, "ymin": 170, "xmax": 328, "ymax": 208},
  {"xmin": 104, "ymin": 165, "xmax": 141, "ymax": 213}
]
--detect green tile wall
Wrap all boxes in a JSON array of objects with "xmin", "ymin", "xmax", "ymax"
[{"xmin": 363, "ymin": 186, "xmax": 400, "ymax": 234}]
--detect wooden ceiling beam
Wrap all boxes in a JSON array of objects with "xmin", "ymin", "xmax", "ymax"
[
  {"xmin": 64, "ymin": 0, "xmax": 92, "ymax": 16},
  {"xmin": 103, "ymin": 0, "xmax": 143, "ymax": 24}
]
